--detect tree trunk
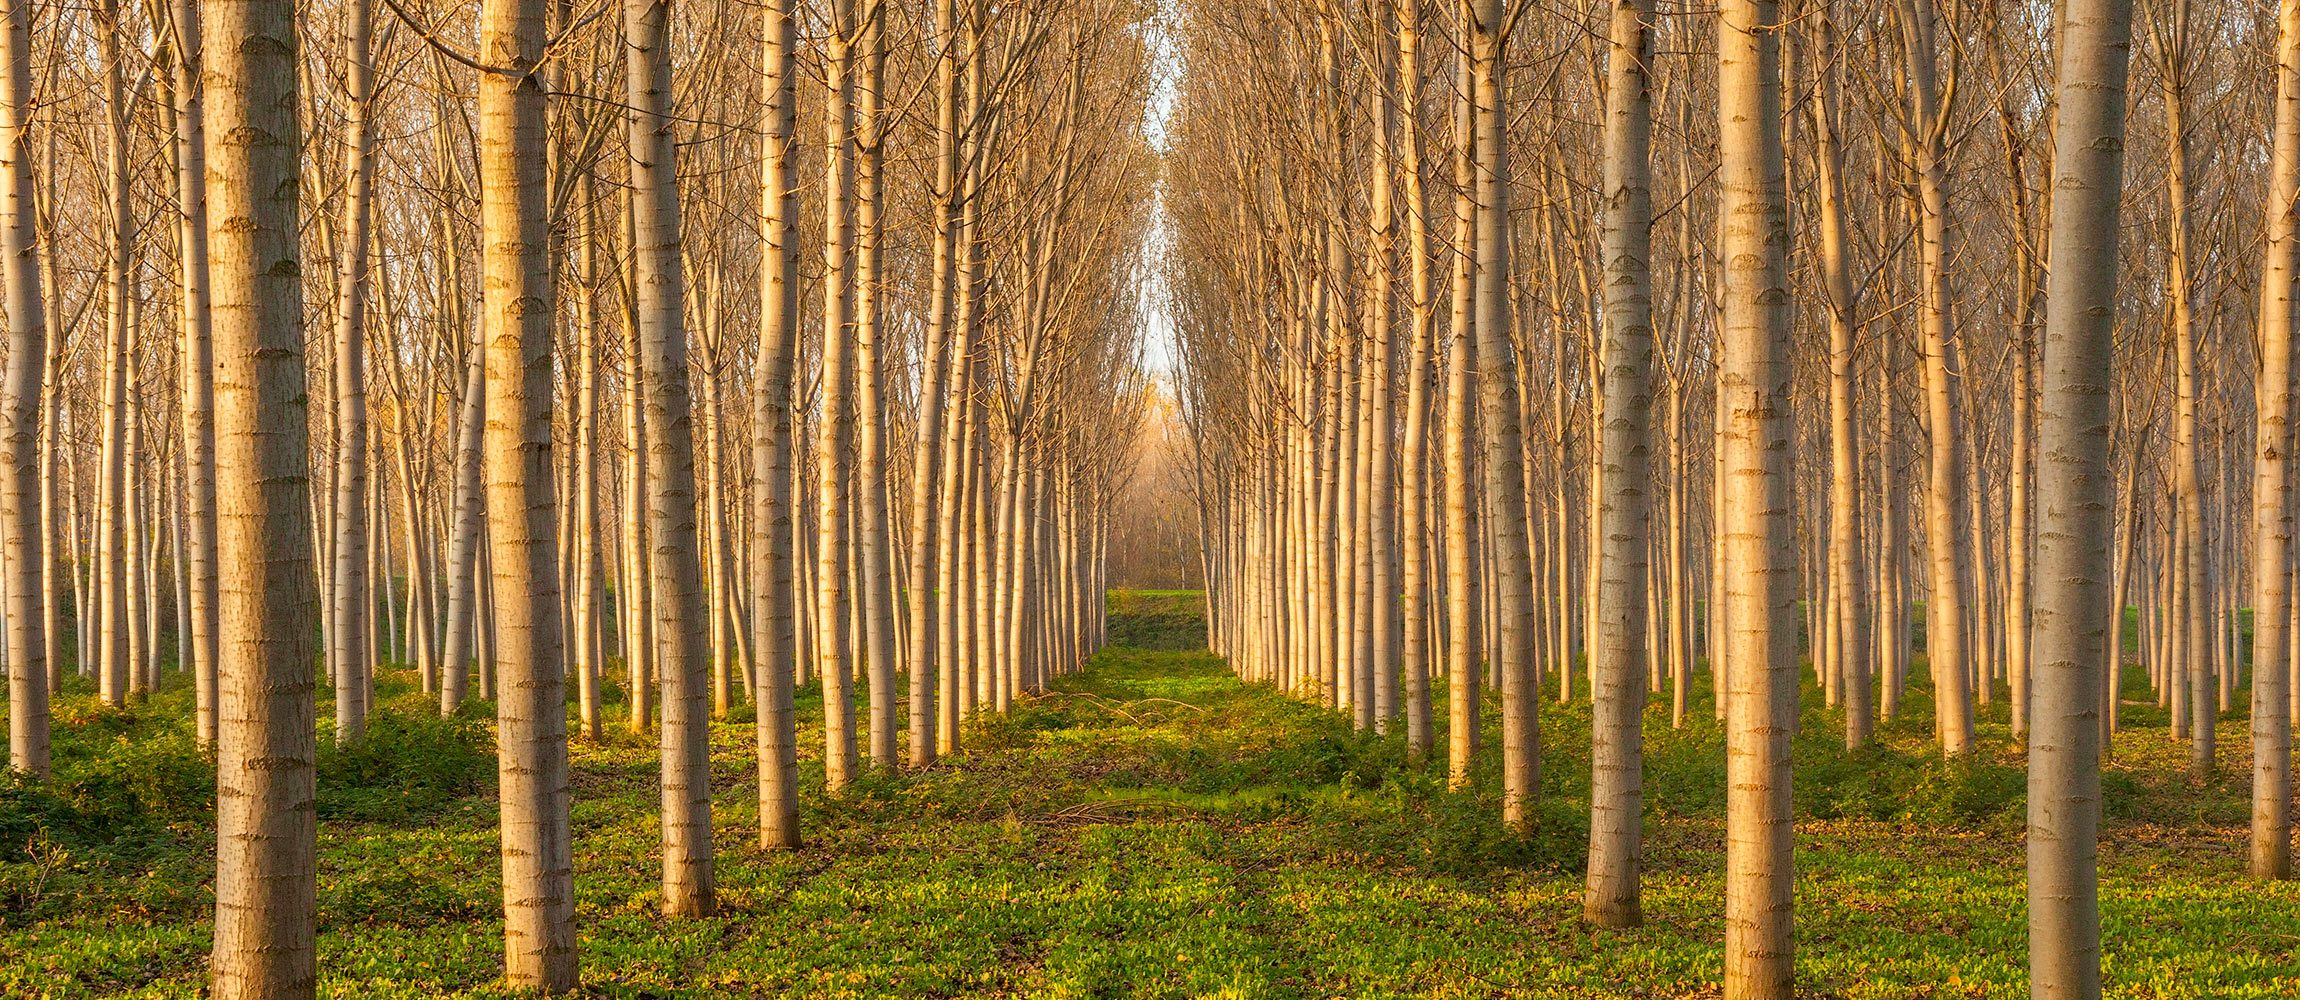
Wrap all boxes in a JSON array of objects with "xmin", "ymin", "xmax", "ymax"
[
  {"xmin": 1441, "ymin": 8, "xmax": 1480, "ymax": 790},
  {"xmin": 2030, "ymin": 0, "xmax": 2136, "ymax": 993},
  {"xmin": 96, "ymin": 6, "xmax": 131, "ymax": 708},
  {"xmin": 1466, "ymin": 0, "xmax": 1535, "ymax": 831},
  {"xmin": 817, "ymin": 0, "xmax": 861, "ymax": 791},
  {"xmin": 619, "ymin": 264, "xmax": 654, "ymax": 733},
  {"xmin": 2252, "ymin": 0, "xmax": 2300, "ymax": 883},
  {"xmin": 624, "ymin": 0, "xmax": 715, "ymax": 918},
  {"xmin": 1395, "ymin": 0, "xmax": 1437, "ymax": 759},
  {"xmin": 2158, "ymin": 3, "xmax": 2214, "ymax": 777},
  {"xmin": 754, "ymin": 0, "xmax": 803, "ymax": 850},
  {"xmin": 165, "ymin": 0, "xmax": 221, "ymax": 746},
  {"xmin": 1806, "ymin": 13, "xmax": 1870, "ymax": 748},
  {"xmin": 330, "ymin": 0, "xmax": 376, "ymax": 744},
  {"xmin": 904, "ymin": 0, "xmax": 964, "ymax": 768},
  {"xmin": 1585, "ymin": 0, "xmax": 1655, "ymax": 926},
  {"xmin": 477, "ymin": 0, "xmax": 579, "ymax": 981},
  {"xmin": 0, "ymin": 0, "xmax": 44, "ymax": 777},
  {"xmin": 441, "ymin": 298, "xmax": 486, "ymax": 714},
  {"xmin": 1897, "ymin": 0, "xmax": 1975, "ymax": 755},
  {"xmin": 206, "ymin": 0, "xmax": 320, "ymax": 991},
  {"xmin": 573, "ymin": 196, "xmax": 605, "ymax": 741},
  {"xmin": 852, "ymin": 11, "xmax": 898, "ymax": 769},
  {"xmin": 1716, "ymin": 0, "xmax": 1796, "ymax": 993}
]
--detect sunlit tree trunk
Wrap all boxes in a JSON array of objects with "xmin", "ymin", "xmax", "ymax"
[
  {"xmin": 329, "ymin": 0, "xmax": 376, "ymax": 744},
  {"xmin": 67, "ymin": 442, "xmax": 87, "ymax": 684},
  {"xmin": 0, "ymin": 0, "xmax": 43, "ymax": 777},
  {"xmin": 2252, "ymin": 0, "xmax": 2300, "ymax": 883},
  {"xmin": 122, "ymin": 406, "xmax": 145, "ymax": 697},
  {"xmin": 2030, "ymin": 0, "xmax": 2136, "ymax": 992},
  {"xmin": 165, "ymin": 0, "xmax": 221, "ymax": 745},
  {"xmin": 1991, "ymin": 73, "xmax": 2041, "ymax": 739},
  {"xmin": 905, "ymin": 0, "xmax": 963, "ymax": 767},
  {"xmin": 936, "ymin": 266, "xmax": 982, "ymax": 749},
  {"xmin": 1586, "ymin": 0, "xmax": 1655, "ymax": 925},
  {"xmin": 1441, "ymin": 10, "xmax": 1480, "ymax": 790},
  {"xmin": 1395, "ymin": 0, "xmax": 1436, "ymax": 758},
  {"xmin": 619, "ymin": 273, "xmax": 654, "ymax": 733},
  {"xmin": 1357, "ymin": 2, "xmax": 1398, "ymax": 733},
  {"xmin": 625, "ymin": 0, "xmax": 715, "ymax": 917},
  {"xmin": 572, "ymin": 197, "xmax": 605, "ymax": 741},
  {"xmin": 1717, "ymin": 0, "xmax": 1796, "ymax": 992},
  {"xmin": 754, "ymin": 0, "xmax": 803, "ymax": 850},
  {"xmin": 1875, "ymin": 345, "xmax": 1906, "ymax": 719},
  {"xmin": 1464, "ymin": 0, "xmax": 1535, "ymax": 830},
  {"xmin": 477, "ymin": 0, "xmax": 579, "ymax": 980},
  {"xmin": 699, "ymin": 312, "xmax": 736, "ymax": 718},
  {"xmin": 1805, "ymin": 13, "xmax": 1869, "ymax": 748},
  {"xmin": 95, "ymin": 4, "xmax": 131, "ymax": 708},
  {"xmin": 817, "ymin": 0, "xmax": 861, "ymax": 791},
  {"xmin": 853, "ymin": 10, "xmax": 898, "ymax": 768},
  {"xmin": 206, "ymin": 0, "xmax": 320, "ymax": 991},
  {"xmin": 971, "ymin": 376, "xmax": 996, "ymax": 713},
  {"xmin": 441, "ymin": 262, "xmax": 486, "ymax": 714},
  {"xmin": 1896, "ymin": 0, "xmax": 1975, "ymax": 754},
  {"xmin": 2155, "ymin": 1, "xmax": 2213, "ymax": 777}
]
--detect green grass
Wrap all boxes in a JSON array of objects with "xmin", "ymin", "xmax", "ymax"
[
  {"xmin": 1104, "ymin": 590, "xmax": 1207, "ymax": 650},
  {"xmin": 1, "ymin": 591, "xmax": 2295, "ymax": 998}
]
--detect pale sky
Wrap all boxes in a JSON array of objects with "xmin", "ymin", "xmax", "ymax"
[{"xmin": 1134, "ymin": 6, "xmax": 1183, "ymax": 379}]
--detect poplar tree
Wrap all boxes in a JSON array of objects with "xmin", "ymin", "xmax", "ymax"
[
  {"xmin": 206, "ymin": 0, "xmax": 320, "ymax": 992},
  {"xmin": 478, "ymin": 0, "xmax": 578, "ymax": 981},
  {"xmin": 754, "ymin": 0, "xmax": 803, "ymax": 851},
  {"xmin": 1585, "ymin": 0, "xmax": 1657, "ymax": 927},
  {"xmin": 2030, "ymin": 0, "xmax": 2139, "ymax": 993},
  {"xmin": 1716, "ymin": 0, "xmax": 1797, "ymax": 992},
  {"xmin": 624, "ymin": 0, "xmax": 716, "ymax": 917},
  {"xmin": 2251, "ymin": 0, "xmax": 2300, "ymax": 883},
  {"xmin": 0, "ymin": 0, "xmax": 44, "ymax": 778}
]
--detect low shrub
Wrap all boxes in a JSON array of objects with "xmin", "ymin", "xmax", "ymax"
[
  {"xmin": 317, "ymin": 709, "xmax": 494, "ymax": 823},
  {"xmin": 1106, "ymin": 611, "xmax": 1207, "ymax": 651}
]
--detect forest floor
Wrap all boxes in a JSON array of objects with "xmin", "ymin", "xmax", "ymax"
[{"xmin": 2, "ymin": 591, "xmax": 2297, "ymax": 998}]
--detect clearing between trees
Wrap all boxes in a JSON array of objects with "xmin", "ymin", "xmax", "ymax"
[{"xmin": 1, "ymin": 592, "xmax": 2292, "ymax": 998}]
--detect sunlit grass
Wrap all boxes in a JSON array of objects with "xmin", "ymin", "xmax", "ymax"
[{"xmin": 0, "ymin": 592, "xmax": 2292, "ymax": 997}]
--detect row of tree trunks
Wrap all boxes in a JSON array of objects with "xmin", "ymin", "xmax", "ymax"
[
  {"xmin": 3, "ymin": 1, "xmax": 1148, "ymax": 994},
  {"xmin": 1171, "ymin": 0, "xmax": 2228, "ymax": 997}
]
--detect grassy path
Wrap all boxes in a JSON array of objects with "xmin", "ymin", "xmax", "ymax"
[{"xmin": 3, "ymin": 593, "xmax": 2298, "ymax": 997}]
